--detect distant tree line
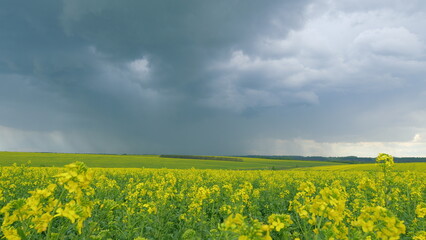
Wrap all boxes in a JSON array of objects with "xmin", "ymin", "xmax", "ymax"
[
  {"xmin": 243, "ymin": 155, "xmax": 426, "ymax": 163},
  {"xmin": 160, "ymin": 155, "xmax": 244, "ymax": 162}
]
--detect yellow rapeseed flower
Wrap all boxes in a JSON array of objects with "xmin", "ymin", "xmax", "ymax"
[
  {"xmin": 223, "ymin": 213, "xmax": 245, "ymax": 230},
  {"xmin": 376, "ymin": 153, "xmax": 394, "ymax": 167},
  {"xmin": 33, "ymin": 213, "xmax": 54, "ymax": 233},
  {"xmin": 413, "ymin": 231, "xmax": 426, "ymax": 240},
  {"xmin": 352, "ymin": 206, "xmax": 406, "ymax": 239},
  {"xmin": 1, "ymin": 226, "xmax": 21, "ymax": 240},
  {"xmin": 416, "ymin": 203, "xmax": 426, "ymax": 218},
  {"xmin": 267, "ymin": 214, "xmax": 293, "ymax": 232},
  {"xmin": 55, "ymin": 200, "xmax": 80, "ymax": 224}
]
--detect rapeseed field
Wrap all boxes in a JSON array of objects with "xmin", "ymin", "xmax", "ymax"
[{"xmin": 0, "ymin": 154, "xmax": 425, "ymax": 239}]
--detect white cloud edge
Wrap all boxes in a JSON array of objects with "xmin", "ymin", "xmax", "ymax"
[{"xmin": 249, "ymin": 134, "xmax": 426, "ymax": 157}]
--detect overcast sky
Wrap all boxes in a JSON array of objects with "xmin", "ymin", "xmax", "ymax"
[{"xmin": 1, "ymin": 0, "xmax": 426, "ymax": 157}]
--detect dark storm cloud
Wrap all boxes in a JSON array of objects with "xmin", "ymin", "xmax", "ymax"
[
  {"xmin": 0, "ymin": 0, "xmax": 312, "ymax": 154},
  {"xmin": 59, "ymin": 0, "xmax": 310, "ymax": 98}
]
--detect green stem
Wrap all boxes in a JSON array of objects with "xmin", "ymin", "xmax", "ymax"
[
  {"xmin": 46, "ymin": 186, "xmax": 66, "ymax": 240},
  {"xmin": 314, "ymin": 215, "xmax": 325, "ymax": 240},
  {"xmin": 294, "ymin": 214, "xmax": 306, "ymax": 240}
]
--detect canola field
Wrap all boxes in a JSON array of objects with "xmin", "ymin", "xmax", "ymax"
[
  {"xmin": 293, "ymin": 162, "xmax": 426, "ymax": 172},
  {"xmin": 0, "ymin": 154, "xmax": 425, "ymax": 239}
]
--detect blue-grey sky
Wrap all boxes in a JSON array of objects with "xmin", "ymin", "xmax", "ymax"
[{"xmin": 1, "ymin": 0, "xmax": 426, "ymax": 156}]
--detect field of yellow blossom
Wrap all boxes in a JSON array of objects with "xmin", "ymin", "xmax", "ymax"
[
  {"xmin": 0, "ymin": 154, "xmax": 425, "ymax": 239},
  {"xmin": 293, "ymin": 162, "xmax": 426, "ymax": 172}
]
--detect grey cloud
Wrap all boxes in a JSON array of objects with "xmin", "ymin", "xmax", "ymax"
[
  {"xmin": 0, "ymin": 0, "xmax": 312, "ymax": 154},
  {"xmin": 58, "ymin": 0, "xmax": 312, "ymax": 102},
  {"xmin": 60, "ymin": 0, "xmax": 308, "ymax": 54},
  {"xmin": 2, "ymin": 0, "xmax": 426, "ymax": 155},
  {"xmin": 200, "ymin": 0, "xmax": 426, "ymax": 146}
]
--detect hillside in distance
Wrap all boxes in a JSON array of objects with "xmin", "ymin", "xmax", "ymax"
[{"xmin": 0, "ymin": 151, "xmax": 344, "ymax": 170}]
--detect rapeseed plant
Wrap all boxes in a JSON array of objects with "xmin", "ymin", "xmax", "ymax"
[{"xmin": 0, "ymin": 154, "xmax": 424, "ymax": 239}]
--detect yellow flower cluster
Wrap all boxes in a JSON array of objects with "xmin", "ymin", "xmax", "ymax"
[
  {"xmin": 0, "ymin": 189, "xmax": 5, "ymax": 202},
  {"xmin": 376, "ymin": 153, "xmax": 395, "ymax": 168},
  {"xmin": 416, "ymin": 203, "xmax": 426, "ymax": 218},
  {"xmin": 220, "ymin": 212, "xmax": 293, "ymax": 239},
  {"xmin": 0, "ymin": 184, "xmax": 57, "ymax": 239},
  {"xmin": 0, "ymin": 162, "xmax": 93, "ymax": 239},
  {"xmin": 352, "ymin": 206, "xmax": 406, "ymax": 240},
  {"xmin": 267, "ymin": 214, "xmax": 293, "ymax": 232},
  {"xmin": 54, "ymin": 162, "xmax": 94, "ymax": 233},
  {"xmin": 413, "ymin": 231, "xmax": 426, "ymax": 240},
  {"xmin": 221, "ymin": 213, "xmax": 270, "ymax": 240},
  {"xmin": 290, "ymin": 181, "xmax": 349, "ymax": 239}
]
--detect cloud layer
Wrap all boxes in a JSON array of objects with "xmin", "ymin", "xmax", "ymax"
[{"xmin": 1, "ymin": 0, "xmax": 426, "ymax": 156}]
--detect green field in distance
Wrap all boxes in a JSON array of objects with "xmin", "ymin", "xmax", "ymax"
[{"xmin": 0, "ymin": 151, "xmax": 345, "ymax": 170}]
